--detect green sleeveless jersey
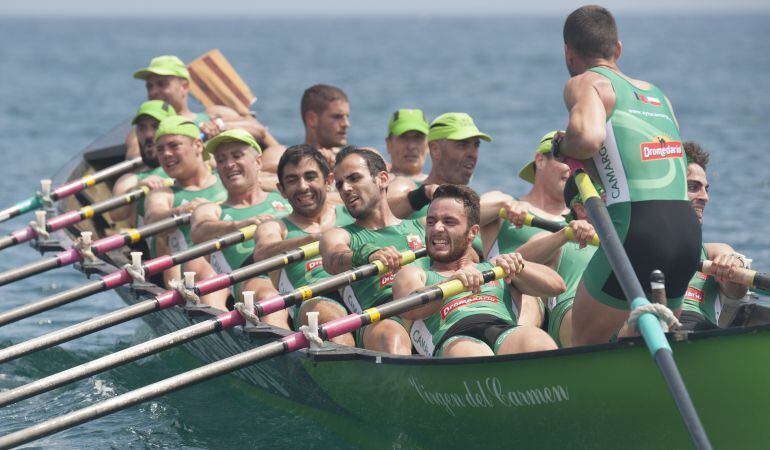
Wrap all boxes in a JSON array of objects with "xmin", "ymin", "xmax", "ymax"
[
  {"xmin": 164, "ymin": 176, "xmax": 228, "ymax": 256},
  {"xmin": 135, "ymin": 167, "xmax": 170, "ymax": 224},
  {"xmin": 277, "ymin": 205, "xmax": 354, "ymax": 294},
  {"xmin": 419, "ymin": 259, "xmax": 515, "ymax": 348},
  {"xmin": 208, "ymin": 192, "xmax": 292, "ymax": 274},
  {"xmin": 682, "ymin": 247, "xmax": 720, "ymax": 326},
  {"xmin": 588, "ymin": 67, "xmax": 688, "ymax": 208},
  {"xmin": 340, "ymin": 219, "xmax": 426, "ymax": 312},
  {"xmin": 546, "ymin": 241, "xmax": 597, "ymax": 310}
]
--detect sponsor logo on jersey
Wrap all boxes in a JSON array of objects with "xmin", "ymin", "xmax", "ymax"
[
  {"xmin": 640, "ymin": 139, "xmax": 683, "ymax": 161},
  {"xmin": 305, "ymin": 258, "xmax": 323, "ymax": 272},
  {"xmin": 223, "ymin": 214, "xmax": 233, "ymax": 221},
  {"xmin": 634, "ymin": 92, "xmax": 662, "ymax": 107},
  {"xmin": 695, "ymin": 271, "xmax": 709, "ymax": 280},
  {"xmin": 685, "ymin": 286, "xmax": 705, "ymax": 303},
  {"xmin": 271, "ymin": 201, "xmax": 288, "ymax": 212},
  {"xmin": 440, "ymin": 294, "xmax": 498, "ymax": 320},
  {"xmin": 379, "ymin": 272, "xmax": 397, "ymax": 287},
  {"xmin": 407, "ymin": 234, "xmax": 424, "ymax": 251}
]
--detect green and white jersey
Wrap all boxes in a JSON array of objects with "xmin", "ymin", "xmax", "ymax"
[
  {"xmin": 277, "ymin": 205, "xmax": 354, "ymax": 319},
  {"xmin": 135, "ymin": 166, "xmax": 170, "ymax": 226},
  {"xmin": 682, "ymin": 247, "xmax": 721, "ymax": 326},
  {"xmin": 163, "ymin": 176, "xmax": 228, "ymax": 257},
  {"xmin": 588, "ymin": 67, "xmax": 687, "ymax": 208},
  {"xmin": 209, "ymin": 192, "xmax": 292, "ymax": 274},
  {"xmin": 340, "ymin": 219, "xmax": 426, "ymax": 313},
  {"xmin": 411, "ymin": 259, "xmax": 515, "ymax": 356},
  {"xmin": 546, "ymin": 241, "xmax": 597, "ymax": 311}
]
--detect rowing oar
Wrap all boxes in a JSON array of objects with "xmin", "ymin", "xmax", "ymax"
[
  {"xmin": 0, "ymin": 157, "xmax": 143, "ymax": 225},
  {"xmin": 0, "ymin": 247, "xmax": 426, "ymax": 408},
  {"xmin": 567, "ymin": 161, "xmax": 712, "ymax": 450},
  {"xmin": 0, "ymin": 250, "xmax": 467, "ymax": 448},
  {"xmin": 0, "ymin": 223, "xmax": 257, "ymax": 327},
  {"xmin": 0, "ymin": 213, "xmax": 191, "ymax": 288},
  {"xmin": 699, "ymin": 260, "xmax": 770, "ymax": 290},
  {"xmin": 498, "ymin": 209, "xmax": 600, "ymax": 246},
  {"xmin": 0, "ymin": 241, "xmax": 319, "ymax": 365},
  {"xmin": 0, "ymin": 179, "xmax": 174, "ymax": 253}
]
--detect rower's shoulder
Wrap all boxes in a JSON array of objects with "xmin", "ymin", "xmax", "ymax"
[{"xmin": 388, "ymin": 175, "xmax": 418, "ymax": 195}]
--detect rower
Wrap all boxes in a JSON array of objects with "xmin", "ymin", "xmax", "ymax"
[
  {"xmin": 143, "ymin": 116, "xmax": 227, "ymax": 285},
  {"xmin": 384, "ymin": 109, "xmax": 430, "ymax": 183},
  {"xmin": 480, "ymin": 131, "xmax": 572, "ymax": 327},
  {"xmin": 187, "ymin": 129, "xmax": 292, "ymax": 310},
  {"xmin": 555, "ymin": 6, "xmax": 701, "ymax": 345},
  {"xmin": 319, "ymin": 147, "xmax": 425, "ymax": 354},
  {"xmin": 679, "ymin": 141, "xmax": 749, "ymax": 330},
  {"xmin": 393, "ymin": 184, "xmax": 562, "ymax": 357},
  {"xmin": 239, "ymin": 145, "xmax": 355, "ymax": 338},
  {"xmin": 517, "ymin": 177, "xmax": 600, "ymax": 347},
  {"xmin": 129, "ymin": 55, "xmax": 285, "ymax": 173},
  {"xmin": 301, "ymin": 84, "xmax": 350, "ymax": 169},
  {"xmin": 109, "ymin": 100, "xmax": 177, "ymax": 227}
]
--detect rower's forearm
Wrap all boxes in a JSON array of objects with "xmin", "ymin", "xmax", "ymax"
[
  {"xmin": 323, "ymin": 251, "xmax": 353, "ymax": 274},
  {"xmin": 517, "ymin": 232, "xmax": 568, "ymax": 266},
  {"xmin": 561, "ymin": 131, "xmax": 601, "ymax": 160},
  {"xmin": 388, "ymin": 192, "xmax": 418, "ymax": 219},
  {"xmin": 254, "ymin": 235, "xmax": 319, "ymax": 263},
  {"xmin": 479, "ymin": 192, "xmax": 513, "ymax": 226},
  {"xmin": 108, "ymin": 204, "xmax": 134, "ymax": 224},
  {"xmin": 511, "ymin": 263, "xmax": 566, "ymax": 297},
  {"xmin": 190, "ymin": 220, "xmax": 238, "ymax": 244}
]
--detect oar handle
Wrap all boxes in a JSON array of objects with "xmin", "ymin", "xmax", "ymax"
[
  {"xmin": 498, "ymin": 209, "xmax": 600, "ymax": 246},
  {"xmin": 699, "ymin": 260, "xmax": 770, "ymax": 290}
]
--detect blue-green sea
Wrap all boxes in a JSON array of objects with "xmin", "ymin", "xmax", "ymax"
[{"xmin": 0, "ymin": 14, "xmax": 769, "ymax": 448}]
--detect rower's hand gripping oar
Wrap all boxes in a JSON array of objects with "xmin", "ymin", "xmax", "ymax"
[
  {"xmin": 567, "ymin": 159, "xmax": 712, "ymax": 450},
  {"xmin": 0, "ymin": 254, "xmax": 489, "ymax": 449},
  {"xmin": 0, "ymin": 157, "xmax": 144, "ymax": 224},
  {"xmin": 0, "ymin": 222, "xmax": 257, "ymax": 327},
  {"xmin": 0, "ymin": 213, "xmax": 191, "ymax": 287},
  {"xmin": 0, "ymin": 179, "xmax": 174, "ymax": 252},
  {"xmin": 498, "ymin": 209, "xmax": 600, "ymax": 247},
  {"xmin": 0, "ymin": 241, "xmax": 319, "ymax": 365},
  {"xmin": 699, "ymin": 260, "xmax": 770, "ymax": 291},
  {"xmin": 0, "ymin": 247, "xmax": 425, "ymax": 408}
]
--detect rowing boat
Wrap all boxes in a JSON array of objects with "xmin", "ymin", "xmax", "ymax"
[{"xmin": 26, "ymin": 120, "xmax": 770, "ymax": 449}]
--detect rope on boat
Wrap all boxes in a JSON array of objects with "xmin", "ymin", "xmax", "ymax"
[
  {"xmin": 28, "ymin": 220, "xmax": 50, "ymax": 240},
  {"xmin": 168, "ymin": 278, "xmax": 200, "ymax": 304},
  {"xmin": 299, "ymin": 325, "xmax": 324, "ymax": 349},
  {"xmin": 122, "ymin": 262, "xmax": 146, "ymax": 283},
  {"xmin": 72, "ymin": 236, "xmax": 97, "ymax": 262},
  {"xmin": 234, "ymin": 302, "xmax": 260, "ymax": 325},
  {"xmin": 626, "ymin": 303, "xmax": 681, "ymax": 332}
]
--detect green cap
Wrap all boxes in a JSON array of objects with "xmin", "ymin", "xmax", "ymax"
[
  {"xmin": 204, "ymin": 128, "xmax": 262, "ymax": 160},
  {"xmin": 427, "ymin": 112, "xmax": 491, "ymax": 143},
  {"xmin": 133, "ymin": 55, "xmax": 190, "ymax": 81},
  {"xmin": 388, "ymin": 109, "xmax": 429, "ymax": 136},
  {"xmin": 155, "ymin": 115, "xmax": 201, "ymax": 141},
  {"xmin": 518, "ymin": 131, "xmax": 560, "ymax": 184},
  {"xmin": 131, "ymin": 100, "xmax": 177, "ymax": 125}
]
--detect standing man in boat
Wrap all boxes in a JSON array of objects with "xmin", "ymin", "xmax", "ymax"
[
  {"xmin": 320, "ymin": 147, "xmax": 426, "ymax": 354},
  {"xmin": 110, "ymin": 100, "xmax": 177, "ymax": 227},
  {"xmin": 144, "ymin": 116, "xmax": 228, "ymax": 285},
  {"xmin": 301, "ymin": 84, "xmax": 350, "ymax": 169},
  {"xmin": 679, "ymin": 141, "xmax": 748, "ymax": 330},
  {"xmin": 187, "ymin": 129, "xmax": 292, "ymax": 310},
  {"xmin": 393, "ymin": 184, "xmax": 562, "ymax": 357},
  {"xmin": 129, "ymin": 55, "xmax": 286, "ymax": 172},
  {"xmin": 239, "ymin": 145, "xmax": 355, "ymax": 339},
  {"xmin": 554, "ymin": 5, "xmax": 701, "ymax": 345},
  {"xmin": 384, "ymin": 108, "xmax": 430, "ymax": 182}
]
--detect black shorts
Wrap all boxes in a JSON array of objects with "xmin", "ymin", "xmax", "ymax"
[
  {"xmin": 435, "ymin": 314, "xmax": 515, "ymax": 355},
  {"xmin": 678, "ymin": 310, "xmax": 718, "ymax": 331}
]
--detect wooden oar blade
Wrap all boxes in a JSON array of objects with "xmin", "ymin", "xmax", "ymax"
[{"xmin": 187, "ymin": 49, "xmax": 256, "ymax": 116}]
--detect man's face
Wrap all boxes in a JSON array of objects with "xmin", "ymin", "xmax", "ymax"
[
  {"xmin": 135, "ymin": 116, "xmax": 161, "ymax": 167},
  {"xmin": 314, "ymin": 100, "xmax": 350, "ymax": 149},
  {"xmin": 426, "ymin": 198, "xmax": 476, "ymax": 263},
  {"xmin": 145, "ymin": 74, "xmax": 187, "ymax": 107},
  {"xmin": 213, "ymin": 141, "xmax": 261, "ymax": 194},
  {"xmin": 278, "ymin": 157, "xmax": 330, "ymax": 217},
  {"xmin": 535, "ymin": 152, "xmax": 571, "ymax": 199},
  {"xmin": 386, "ymin": 130, "xmax": 428, "ymax": 176},
  {"xmin": 687, "ymin": 162, "xmax": 709, "ymax": 223},
  {"xmin": 431, "ymin": 138, "xmax": 480, "ymax": 185},
  {"xmin": 156, "ymin": 135, "xmax": 203, "ymax": 180},
  {"xmin": 334, "ymin": 154, "xmax": 385, "ymax": 219}
]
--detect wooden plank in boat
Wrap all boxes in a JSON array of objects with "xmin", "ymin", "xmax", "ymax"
[{"xmin": 187, "ymin": 49, "xmax": 256, "ymax": 117}]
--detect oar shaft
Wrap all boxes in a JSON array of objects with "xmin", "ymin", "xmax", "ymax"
[
  {"xmin": 498, "ymin": 209, "xmax": 600, "ymax": 246},
  {"xmin": 0, "ymin": 213, "xmax": 190, "ymax": 287},
  {"xmin": 699, "ymin": 260, "xmax": 770, "ymax": 290},
  {"xmin": 0, "ymin": 282, "xmax": 104, "ymax": 327}
]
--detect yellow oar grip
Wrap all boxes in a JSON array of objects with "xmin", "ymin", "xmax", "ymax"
[
  {"xmin": 492, "ymin": 266, "xmax": 507, "ymax": 279},
  {"xmin": 497, "ymin": 208, "xmax": 534, "ymax": 226},
  {"xmin": 239, "ymin": 224, "xmax": 258, "ymax": 241},
  {"xmin": 700, "ymin": 260, "xmax": 757, "ymax": 287},
  {"xmin": 498, "ymin": 207, "xmax": 506, "ymax": 219},
  {"xmin": 300, "ymin": 241, "xmax": 320, "ymax": 259},
  {"xmin": 575, "ymin": 172, "xmax": 600, "ymax": 201},
  {"xmin": 439, "ymin": 279, "xmax": 466, "ymax": 298},
  {"xmin": 563, "ymin": 227, "xmax": 601, "ymax": 247},
  {"xmin": 364, "ymin": 307, "xmax": 381, "ymax": 323},
  {"xmin": 162, "ymin": 178, "xmax": 175, "ymax": 187},
  {"xmin": 401, "ymin": 250, "xmax": 418, "ymax": 266}
]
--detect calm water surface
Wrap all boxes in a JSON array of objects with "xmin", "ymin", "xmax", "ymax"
[{"xmin": 0, "ymin": 14, "xmax": 768, "ymax": 448}]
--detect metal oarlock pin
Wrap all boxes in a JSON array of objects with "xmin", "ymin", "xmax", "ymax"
[
  {"xmin": 305, "ymin": 311, "xmax": 323, "ymax": 350},
  {"xmin": 40, "ymin": 179, "xmax": 53, "ymax": 209},
  {"xmin": 183, "ymin": 271, "xmax": 196, "ymax": 305},
  {"xmin": 241, "ymin": 291, "xmax": 259, "ymax": 331},
  {"xmin": 650, "ymin": 270, "xmax": 667, "ymax": 307}
]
